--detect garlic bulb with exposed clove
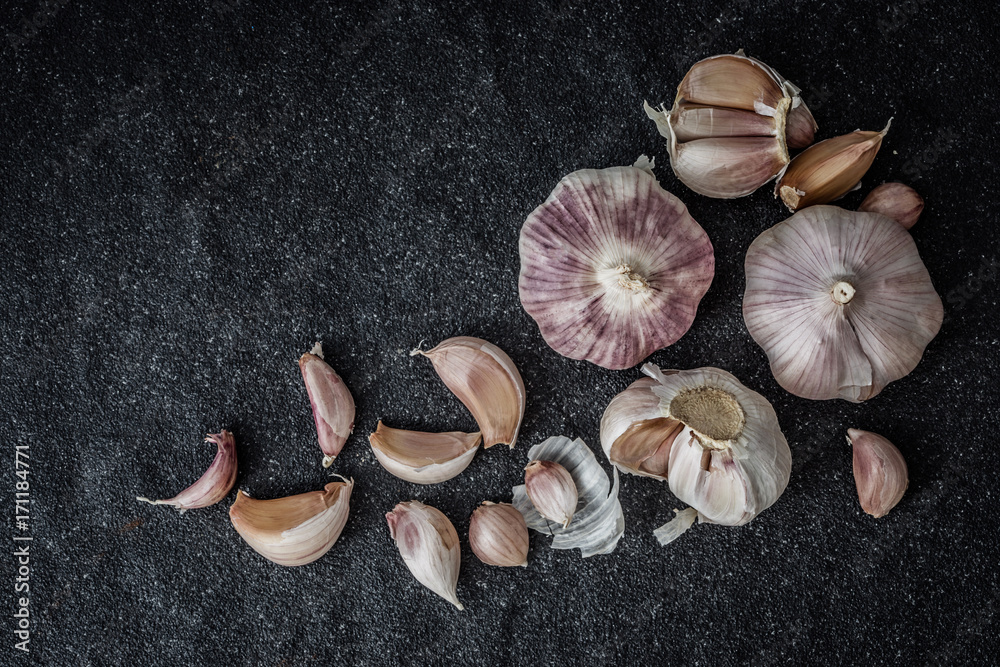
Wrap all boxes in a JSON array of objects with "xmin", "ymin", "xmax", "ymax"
[
  {"xmin": 228, "ymin": 477, "xmax": 353, "ymax": 566},
  {"xmin": 599, "ymin": 364, "xmax": 791, "ymax": 544},
  {"xmin": 776, "ymin": 120, "xmax": 891, "ymax": 211},
  {"xmin": 411, "ymin": 337, "xmax": 525, "ymax": 449},
  {"xmin": 299, "ymin": 342, "xmax": 355, "ymax": 467},
  {"xmin": 386, "ymin": 501, "xmax": 463, "ymax": 609},
  {"xmin": 137, "ymin": 430, "xmax": 237, "ymax": 512},
  {"xmin": 644, "ymin": 51, "xmax": 818, "ymax": 198},
  {"xmin": 859, "ymin": 182, "xmax": 924, "ymax": 230},
  {"xmin": 524, "ymin": 460, "xmax": 578, "ymax": 528},
  {"xmin": 519, "ymin": 158, "xmax": 714, "ymax": 369},
  {"xmin": 369, "ymin": 421, "xmax": 481, "ymax": 484},
  {"xmin": 743, "ymin": 205, "xmax": 943, "ymax": 402},
  {"xmin": 468, "ymin": 502, "xmax": 529, "ymax": 567},
  {"xmin": 848, "ymin": 429, "xmax": 908, "ymax": 518}
]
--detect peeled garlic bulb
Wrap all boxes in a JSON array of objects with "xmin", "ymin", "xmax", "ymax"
[
  {"xmin": 137, "ymin": 430, "xmax": 237, "ymax": 512},
  {"xmin": 386, "ymin": 501, "xmax": 463, "ymax": 609},
  {"xmin": 743, "ymin": 205, "xmax": 943, "ymax": 402},
  {"xmin": 368, "ymin": 421, "xmax": 481, "ymax": 484},
  {"xmin": 468, "ymin": 502, "xmax": 529, "ymax": 567},
  {"xmin": 299, "ymin": 342, "xmax": 355, "ymax": 467},
  {"xmin": 519, "ymin": 159, "xmax": 714, "ymax": 369},
  {"xmin": 848, "ymin": 429, "xmax": 908, "ymax": 518}
]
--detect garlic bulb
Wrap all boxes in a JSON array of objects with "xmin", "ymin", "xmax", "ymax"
[
  {"xmin": 369, "ymin": 421, "xmax": 481, "ymax": 484},
  {"xmin": 411, "ymin": 337, "xmax": 525, "ymax": 449},
  {"xmin": 137, "ymin": 430, "xmax": 237, "ymax": 512},
  {"xmin": 600, "ymin": 364, "xmax": 791, "ymax": 544},
  {"xmin": 848, "ymin": 429, "xmax": 908, "ymax": 518},
  {"xmin": 299, "ymin": 342, "xmax": 355, "ymax": 467},
  {"xmin": 386, "ymin": 501, "xmax": 463, "ymax": 609},
  {"xmin": 644, "ymin": 51, "xmax": 818, "ymax": 198},
  {"xmin": 743, "ymin": 205, "xmax": 943, "ymax": 402},
  {"xmin": 468, "ymin": 502, "xmax": 529, "ymax": 567},
  {"xmin": 519, "ymin": 158, "xmax": 714, "ymax": 369},
  {"xmin": 523, "ymin": 460, "xmax": 578, "ymax": 528},
  {"xmin": 859, "ymin": 183, "xmax": 924, "ymax": 230},
  {"xmin": 228, "ymin": 477, "xmax": 353, "ymax": 567}
]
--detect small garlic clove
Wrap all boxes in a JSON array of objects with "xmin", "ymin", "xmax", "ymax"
[
  {"xmin": 368, "ymin": 421, "xmax": 481, "ymax": 484},
  {"xmin": 524, "ymin": 460, "xmax": 578, "ymax": 528},
  {"xmin": 776, "ymin": 120, "xmax": 892, "ymax": 212},
  {"xmin": 228, "ymin": 477, "xmax": 353, "ymax": 567},
  {"xmin": 411, "ymin": 337, "xmax": 525, "ymax": 449},
  {"xmin": 386, "ymin": 501, "xmax": 463, "ymax": 609},
  {"xmin": 468, "ymin": 502, "xmax": 530, "ymax": 567},
  {"xmin": 299, "ymin": 342, "xmax": 355, "ymax": 468},
  {"xmin": 667, "ymin": 134, "xmax": 791, "ymax": 199},
  {"xmin": 669, "ymin": 103, "xmax": 779, "ymax": 143},
  {"xmin": 137, "ymin": 430, "xmax": 237, "ymax": 512},
  {"xmin": 785, "ymin": 102, "xmax": 819, "ymax": 149},
  {"xmin": 848, "ymin": 429, "xmax": 908, "ymax": 518},
  {"xmin": 858, "ymin": 182, "xmax": 924, "ymax": 230}
]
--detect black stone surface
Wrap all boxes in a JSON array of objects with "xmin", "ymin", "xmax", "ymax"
[{"xmin": 2, "ymin": 1, "xmax": 998, "ymax": 664}]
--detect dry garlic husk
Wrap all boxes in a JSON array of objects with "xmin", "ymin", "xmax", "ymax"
[
  {"xmin": 518, "ymin": 158, "xmax": 714, "ymax": 369},
  {"xmin": 411, "ymin": 337, "xmax": 525, "ymax": 448},
  {"xmin": 776, "ymin": 120, "xmax": 891, "ymax": 211},
  {"xmin": 848, "ymin": 429, "xmax": 908, "ymax": 518},
  {"xmin": 524, "ymin": 460, "xmax": 579, "ymax": 528},
  {"xmin": 369, "ymin": 421, "xmax": 481, "ymax": 484},
  {"xmin": 228, "ymin": 477, "xmax": 353, "ymax": 567},
  {"xmin": 468, "ymin": 502, "xmax": 529, "ymax": 567},
  {"xmin": 743, "ymin": 205, "xmax": 943, "ymax": 402},
  {"xmin": 137, "ymin": 430, "xmax": 237, "ymax": 512},
  {"xmin": 512, "ymin": 436, "xmax": 625, "ymax": 557},
  {"xmin": 644, "ymin": 51, "xmax": 818, "ymax": 198},
  {"xmin": 299, "ymin": 342, "xmax": 355, "ymax": 467},
  {"xmin": 600, "ymin": 364, "xmax": 791, "ymax": 544},
  {"xmin": 386, "ymin": 501, "xmax": 463, "ymax": 609},
  {"xmin": 859, "ymin": 182, "xmax": 924, "ymax": 230}
]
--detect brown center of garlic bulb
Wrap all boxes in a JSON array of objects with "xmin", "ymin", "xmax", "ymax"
[
  {"xmin": 604, "ymin": 263, "xmax": 650, "ymax": 292},
  {"xmin": 668, "ymin": 386, "xmax": 746, "ymax": 447},
  {"xmin": 831, "ymin": 280, "xmax": 856, "ymax": 305}
]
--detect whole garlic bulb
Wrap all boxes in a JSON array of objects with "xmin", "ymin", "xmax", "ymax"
[{"xmin": 743, "ymin": 205, "xmax": 943, "ymax": 402}]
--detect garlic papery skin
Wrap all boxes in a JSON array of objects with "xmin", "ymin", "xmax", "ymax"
[
  {"xmin": 518, "ymin": 159, "xmax": 714, "ymax": 369},
  {"xmin": 858, "ymin": 183, "xmax": 924, "ymax": 230},
  {"xmin": 299, "ymin": 342, "xmax": 355, "ymax": 468},
  {"xmin": 228, "ymin": 477, "xmax": 353, "ymax": 567},
  {"xmin": 386, "ymin": 501, "xmax": 463, "ymax": 609},
  {"xmin": 524, "ymin": 460, "xmax": 579, "ymax": 528},
  {"xmin": 599, "ymin": 376, "xmax": 679, "ymax": 481},
  {"xmin": 776, "ymin": 120, "xmax": 891, "ymax": 212},
  {"xmin": 743, "ymin": 205, "xmax": 943, "ymax": 402},
  {"xmin": 368, "ymin": 421, "xmax": 481, "ymax": 484},
  {"xmin": 411, "ymin": 337, "xmax": 525, "ymax": 449},
  {"xmin": 137, "ymin": 430, "xmax": 237, "ymax": 512},
  {"xmin": 468, "ymin": 502, "xmax": 529, "ymax": 567},
  {"xmin": 848, "ymin": 429, "xmax": 908, "ymax": 518}
]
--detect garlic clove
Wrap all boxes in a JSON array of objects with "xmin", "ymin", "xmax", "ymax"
[
  {"xmin": 667, "ymin": 134, "xmax": 791, "ymax": 199},
  {"xmin": 776, "ymin": 120, "xmax": 891, "ymax": 212},
  {"xmin": 299, "ymin": 342, "xmax": 355, "ymax": 468},
  {"xmin": 519, "ymin": 161, "xmax": 714, "ymax": 369},
  {"xmin": 848, "ymin": 429, "xmax": 908, "ymax": 518},
  {"xmin": 858, "ymin": 182, "xmax": 924, "ymax": 230},
  {"xmin": 137, "ymin": 430, "xmax": 237, "ymax": 512},
  {"xmin": 411, "ymin": 337, "xmax": 525, "ymax": 449},
  {"xmin": 368, "ymin": 421, "xmax": 481, "ymax": 485},
  {"xmin": 785, "ymin": 102, "xmax": 819, "ymax": 149},
  {"xmin": 468, "ymin": 502, "xmax": 530, "ymax": 567},
  {"xmin": 228, "ymin": 477, "xmax": 353, "ymax": 567},
  {"xmin": 674, "ymin": 53, "xmax": 788, "ymax": 114},
  {"xmin": 600, "ymin": 377, "xmax": 663, "ymax": 461},
  {"xmin": 524, "ymin": 460, "xmax": 579, "ymax": 528},
  {"xmin": 386, "ymin": 501, "xmax": 463, "ymax": 609},
  {"xmin": 743, "ymin": 205, "xmax": 943, "ymax": 401},
  {"xmin": 669, "ymin": 103, "xmax": 779, "ymax": 143}
]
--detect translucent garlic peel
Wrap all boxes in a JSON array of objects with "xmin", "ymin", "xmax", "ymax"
[
  {"xmin": 519, "ymin": 164, "xmax": 714, "ymax": 369},
  {"xmin": 512, "ymin": 436, "xmax": 625, "ymax": 557},
  {"xmin": 849, "ymin": 429, "xmax": 908, "ymax": 518},
  {"xmin": 743, "ymin": 206, "xmax": 943, "ymax": 402},
  {"xmin": 368, "ymin": 421, "xmax": 481, "ymax": 485},
  {"xmin": 653, "ymin": 507, "xmax": 699, "ymax": 545},
  {"xmin": 386, "ymin": 501, "xmax": 463, "ymax": 609},
  {"xmin": 299, "ymin": 342, "xmax": 356, "ymax": 467},
  {"xmin": 137, "ymin": 430, "xmax": 237, "ymax": 512}
]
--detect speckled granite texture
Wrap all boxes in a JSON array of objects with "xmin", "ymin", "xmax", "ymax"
[{"xmin": 1, "ymin": 1, "xmax": 997, "ymax": 664}]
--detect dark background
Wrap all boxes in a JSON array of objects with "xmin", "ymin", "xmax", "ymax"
[{"xmin": 1, "ymin": 1, "xmax": 997, "ymax": 665}]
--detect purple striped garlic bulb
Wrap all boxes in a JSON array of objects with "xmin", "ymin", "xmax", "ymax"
[
  {"xmin": 743, "ymin": 205, "xmax": 943, "ymax": 402},
  {"xmin": 518, "ymin": 159, "xmax": 715, "ymax": 370}
]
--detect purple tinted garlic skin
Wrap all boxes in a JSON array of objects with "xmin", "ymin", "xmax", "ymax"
[
  {"xmin": 858, "ymin": 183, "xmax": 924, "ymax": 230},
  {"xmin": 137, "ymin": 430, "xmax": 237, "ymax": 512},
  {"xmin": 468, "ymin": 502, "xmax": 529, "ymax": 567},
  {"xmin": 519, "ymin": 163, "xmax": 714, "ymax": 370},
  {"xmin": 299, "ymin": 342, "xmax": 355, "ymax": 467},
  {"xmin": 386, "ymin": 501, "xmax": 463, "ymax": 610},
  {"xmin": 524, "ymin": 460, "xmax": 579, "ymax": 528},
  {"xmin": 848, "ymin": 429, "xmax": 908, "ymax": 518}
]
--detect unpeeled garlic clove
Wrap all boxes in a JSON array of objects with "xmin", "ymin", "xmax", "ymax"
[
  {"xmin": 228, "ymin": 476, "xmax": 353, "ymax": 566},
  {"xmin": 386, "ymin": 501, "xmax": 463, "ymax": 609},
  {"xmin": 299, "ymin": 342, "xmax": 355, "ymax": 468},
  {"xmin": 411, "ymin": 337, "xmax": 525, "ymax": 449},
  {"xmin": 524, "ymin": 460, "xmax": 578, "ymax": 528},
  {"xmin": 848, "ymin": 429, "xmax": 908, "ymax": 518},
  {"xmin": 369, "ymin": 421, "xmax": 481, "ymax": 484},
  {"xmin": 468, "ymin": 502, "xmax": 529, "ymax": 567},
  {"xmin": 600, "ymin": 376, "xmax": 681, "ymax": 481},
  {"xmin": 785, "ymin": 102, "xmax": 819, "ymax": 149},
  {"xmin": 858, "ymin": 182, "xmax": 924, "ymax": 230},
  {"xmin": 776, "ymin": 120, "xmax": 891, "ymax": 212},
  {"xmin": 137, "ymin": 430, "xmax": 237, "ymax": 512}
]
